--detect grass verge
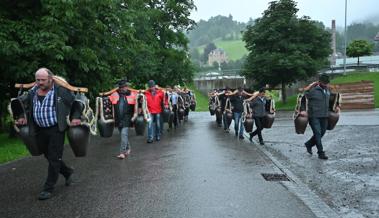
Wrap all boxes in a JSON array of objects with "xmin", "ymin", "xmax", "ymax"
[
  {"xmin": 188, "ymin": 84, "xmax": 209, "ymax": 112},
  {"xmin": 0, "ymin": 133, "xmax": 29, "ymax": 164}
]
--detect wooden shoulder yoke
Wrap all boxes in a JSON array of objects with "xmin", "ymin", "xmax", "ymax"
[
  {"xmin": 99, "ymin": 87, "xmax": 140, "ymax": 96},
  {"xmin": 15, "ymin": 76, "xmax": 88, "ymax": 93}
]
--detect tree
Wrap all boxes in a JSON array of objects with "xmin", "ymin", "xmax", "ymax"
[
  {"xmin": 346, "ymin": 39, "xmax": 374, "ymax": 66},
  {"xmin": 202, "ymin": 43, "xmax": 217, "ymax": 64},
  {"xmin": 0, "ymin": 0, "xmax": 196, "ymax": 132},
  {"xmin": 242, "ymin": 0, "xmax": 331, "ymax": 103}
]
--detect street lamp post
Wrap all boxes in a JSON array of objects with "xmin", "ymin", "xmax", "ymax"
[{"xmin": 343, "ymin": 0, "xmax": 348, "ymax": 75}]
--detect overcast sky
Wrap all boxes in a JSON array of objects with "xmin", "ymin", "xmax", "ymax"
[{"xmin": 190, "ymin": 0, "xmax": 379, "ymax": 27}]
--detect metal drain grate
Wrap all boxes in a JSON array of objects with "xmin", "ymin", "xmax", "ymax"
[{"xmin": 261, "ymin": 173, "xmax": 290, "ymax": 181}]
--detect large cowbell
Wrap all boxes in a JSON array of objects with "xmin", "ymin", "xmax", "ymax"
[
  {"xmin": 244, "ymin": 116, "xmax": 254, "ymax": 133},
  {"xmin": 190, "ymin": 101, "xmax": 196, "ymax": 111},
  {"xmin": 133, "ymin": 94, "xmax": 147, "ymax": 136},
  {"xmin": 209, "ymin": 97, "xmax": 216, "ymax": 115},
  {"xmin": 134, "ymin": 115, "xmax": 145, "ymax": 135},
  {"xmin": 9, "ymin": 97, "xmax": 41, "ymax": 156},
  {"xmin": 97, "ymin": 96, "xmax": 115, "ymax": 137},
  {"xmin": 215, "ymin": 107, "xmax": 222, "ymax": 124},
  {"xmin": 225, "ymin": 111, "xmax": 233, "ymax": 127},
  {"xmin": 263, "ymin": 99, "xmax": 275, "ymax": 128},
  {"xmin": 294, "ymin": 94, "xmax": 308, "ymax": 134},
  {"xmin": 162, "ymin": 108, "xmax": 171, "ymax": 123},
  {"xmin": 178, "ymin": 107, "xmax": 185, "ymax": 121},
  {"xmin": 67, "ymin": 93, "xmax": 93, "ymax": 157},
  {"xmin": 327, "ymin": 93, "xmax": 340, "ymax": 130}
]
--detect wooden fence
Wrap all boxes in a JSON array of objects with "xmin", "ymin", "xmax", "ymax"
[{"xmin": 331, "ymin": 81, "xmax": 375, "ymax": 109}]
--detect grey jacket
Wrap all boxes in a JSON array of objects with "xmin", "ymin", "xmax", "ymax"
[
  {"xmin": 25, "ymin": 84, "xmax": 76, "ymax": 135},
  {"xmin": 250, "ymin": 97, "xmax": 267, "ymax": 118},
  {"xmin": 305, "ymin": 85, "xmax": 330, "ymax": 118}
]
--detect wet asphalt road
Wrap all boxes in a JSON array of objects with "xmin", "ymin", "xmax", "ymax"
[
  {"xmin": 0, "ymin": 112, "xmax": 317, "ymax": 218},
  {"xmin": 256, "ymin": 109, "xmax": 379, "ymax": 218}
]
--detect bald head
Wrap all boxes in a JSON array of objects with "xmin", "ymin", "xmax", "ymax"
[
  {"xmin": 35, "ymin": 68, "xmax": 53, "ymax": 77},
  {"xmin": 35, "ymin": 68, "xmax": 54, "ymax": 91}
]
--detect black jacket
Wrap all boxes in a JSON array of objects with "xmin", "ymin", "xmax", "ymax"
[
  {"xmin": 25, "ymin": 84, "xmax": 76, "ymax": 135},
  {"xmin": 230, "ymin": 94, "xmax": 245, "ymax": 113},
  {"xmin": 305, "ymin": 85, "xmax": 330, "ymax": 118},
  {"xmin": 114, "ymin": 92, "xmax": 134, "ymax": 128}
]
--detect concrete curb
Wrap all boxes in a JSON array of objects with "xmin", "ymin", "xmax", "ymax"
[{"xmin": 244, "ymin": 132, "xmax": 341, "ymax": 218}]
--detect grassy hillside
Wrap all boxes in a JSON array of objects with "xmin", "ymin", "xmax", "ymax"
[
  {"xmin": 213, "ymin": 39, "xmax": 248, "ymax": 61},
  {"xmin": 197, "ymin": 38, "xmax": 248, "ymax": 61}
]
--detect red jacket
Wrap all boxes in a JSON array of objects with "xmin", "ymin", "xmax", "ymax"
[{"xmin": 145, "ymin": 89, "xmax": 164, "ymax": 114}]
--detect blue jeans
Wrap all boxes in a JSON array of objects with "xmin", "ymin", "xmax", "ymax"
[
  {"xmin": 233, "ymin": 112, "xmax": 244, "ymax": 137},
  {"xmin": 306, "ymin": 117, "xmax": 328, "ymax": 154},
  {"xmin": 120, "ymin": 127, "xmax": 130, "ymax": 153},
  {"xmin": 148, "ymin": 113, "xmax": 161, "ymax": 141}
]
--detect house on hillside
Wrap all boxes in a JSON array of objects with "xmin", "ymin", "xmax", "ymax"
[
  {"xmin": 208, "ymin": 48, "xmax": 228, "ymax": 66},
  {"xmin": 375, "ymin": 32, "xmax": 379, "ymax": 41}
]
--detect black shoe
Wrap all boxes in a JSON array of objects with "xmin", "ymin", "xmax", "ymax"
[
  {"xmin": 147, "ymin": 139, "xmax": 153, "ymax": 143},
  {"xmin": 239, "ymin": 135, "xmax": 244, "ymax": 140},
  {"xmin": 305, "ymin": 144, "xmax": 312, "ymax": 155},
  {"xmin": 318, "ymin": 153, "xmax": 328, "ymax": 160},
  {"xmin": 259, "ymin": 141, "xmax": 265, "ymax": 145},
  {"xmin": 38, "ymin": 191, "xmax": 52, "ymax": 200},
  {"xmin": 65, "ymin": 173, "xmax": 73, "ymax": 186},
  {"xmin": 249, "ymin": 134, "xmax": 253, "ymax": 142}
]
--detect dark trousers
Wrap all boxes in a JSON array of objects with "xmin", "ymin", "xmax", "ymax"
[
  {"xmin": 250, "ymin": 117, "xmax": 264, "ymax": 143},
  {"xmin": 171, "ymin": 104, "xmax": 178, "ymax": 128},
  {"xmin": 37, "ymin": 125, "xmax": 72, "ymax": 192},
  {"xmin": 306, "ymin": 117, "xmax": 328, "ymax": 154},
  {"xmin": 222, "ymin": 112, "xmax": 228, "ymax": 130}
]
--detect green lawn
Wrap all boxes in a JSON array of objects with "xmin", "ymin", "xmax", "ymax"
[
  {"xmin": 275, "ymin": 95, "xmax": 298, "ymax": 111},
  {"xmin": 188, "ymin": 84, "xmax": 209, "ymax": 112},
  {"xmin": 197, "ymin": 38, "xmax": 248, "ymax": 61},
  {"xmin": 0, "ymin": 133, "xmax": 29, "ymax": 164}
]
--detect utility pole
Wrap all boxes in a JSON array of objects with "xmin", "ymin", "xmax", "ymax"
[{"xmin": 343, "ymin": 0, "xmax": 348, "ymax": 75}]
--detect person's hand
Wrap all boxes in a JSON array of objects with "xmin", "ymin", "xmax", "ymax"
[
  {"xmin": 303, "ymin": 82, "xmax": 318, "ymax": 91},
  {"xmin": 70, "ymin": 119, "xmax": 81, "ymax": 126},
  {"xmin": 335, "ymin": 106, "xmax": 341, "ymax": 113},
  {"xmin": 15, "ymin": 118, "xmax": 27, "ymax": 125},
  {"xmin": 299, "ymin": 111, "xmax": 307, "ymax": 116}
]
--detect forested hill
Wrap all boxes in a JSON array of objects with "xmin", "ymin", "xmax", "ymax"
[{"xmin": 187, "ymin": 15, "xmax": 252, "ymax": 48}]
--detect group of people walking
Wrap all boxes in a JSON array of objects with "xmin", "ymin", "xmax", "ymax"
[
  {"xmin": 11, "ymin": 68, "xmax": 338, "ymax": 201},
  {"xmin": 208, "ymin": 73, "xmax": 340, "ymax": 161},
  {"xmin": 110, "ymin": 79, "xmax": 196, "ymax": 159},
  {"xmin": 208, "ymin": 87, "xmax": 271, "ymax": 145}
]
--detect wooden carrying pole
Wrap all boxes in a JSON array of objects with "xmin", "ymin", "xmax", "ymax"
[{"xmin": 15, "ymin": 76, "xmax": 88, "ymax": 93}]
